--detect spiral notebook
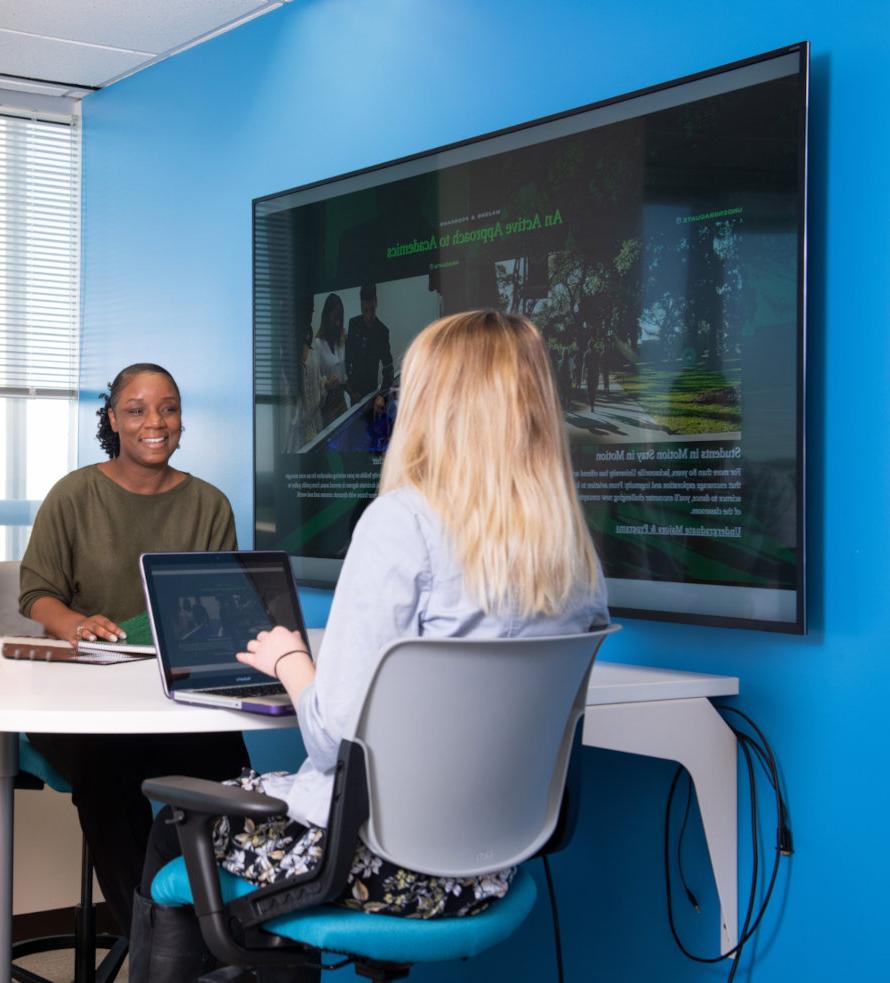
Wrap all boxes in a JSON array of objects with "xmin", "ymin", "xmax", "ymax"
[{"xmin": 1, "ymin": 634, "xmax": 155, "ymax": 665}]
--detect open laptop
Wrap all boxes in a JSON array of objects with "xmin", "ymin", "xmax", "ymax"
[{"xmin": 140, "ymin": 550, "xmax": 309, "ymax": 715}]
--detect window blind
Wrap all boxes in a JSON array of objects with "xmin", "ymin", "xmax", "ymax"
[{"xmin": 0, "ymin": 111, "xmax": 81, "ymax": 397}]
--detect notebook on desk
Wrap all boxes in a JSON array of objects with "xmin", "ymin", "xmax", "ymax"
[
  {"xmin": 140, "ymin": 550, "xmax": 309, "ymax": 716},
  {"xmin": 1, "ymin": 635, "xmax": 154, "ymax": 665}
]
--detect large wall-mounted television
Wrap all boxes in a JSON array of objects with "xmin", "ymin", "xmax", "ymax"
[{"xmin": 254, "ymin": 42, "xmax": 808, "ymax": 633}]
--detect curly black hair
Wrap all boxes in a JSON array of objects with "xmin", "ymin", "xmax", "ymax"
[{"xmin": 96, "ymin": 363, "xmax": 180, "ymax": 459}]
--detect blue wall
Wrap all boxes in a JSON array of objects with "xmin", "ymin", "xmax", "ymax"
[{"xmin": 79, "ymin": 1, "xmax": 890, "ymax": 979}]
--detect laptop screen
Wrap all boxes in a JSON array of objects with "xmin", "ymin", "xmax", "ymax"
[{"xmin": 140, "ymin": 551, "xmax": 309, "ymax": 692}]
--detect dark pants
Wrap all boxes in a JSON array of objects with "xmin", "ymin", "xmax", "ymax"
[
  {"xmin": 27, "ymin": 730, "xmax": 249, "ymax": 934},
  {"xmin": 141, "ymin": 804, "xmax": 188, "ymax": 896}
]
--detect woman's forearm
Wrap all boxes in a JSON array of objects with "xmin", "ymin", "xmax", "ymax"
[
  {"xmin": 29, "ymin": 596, "xmax": 84, "ymax": 643},
  {"xmin": 276, "ymin": 650, "xmax": 316, "ymax": 706},
  {"xmin": 29, "ymin": 596, "xmax": 125, "ymax": 644}
]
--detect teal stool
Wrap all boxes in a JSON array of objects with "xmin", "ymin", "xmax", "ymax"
[{"xmin": 13, "ymin": 736, "xmax": 128, "ymax": 983}]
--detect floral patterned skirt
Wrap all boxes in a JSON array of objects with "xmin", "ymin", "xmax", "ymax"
[{"xmin": 211, "ymin": 770, "xmax": 515, "ymax": 919}]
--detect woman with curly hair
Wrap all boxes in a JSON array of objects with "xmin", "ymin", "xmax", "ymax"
[{"xmin": 19, "ymin": 362, "xmax": 249, "ymax": 938}]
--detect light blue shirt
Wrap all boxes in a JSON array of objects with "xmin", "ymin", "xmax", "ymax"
[{"xmin": 276, "ymin": 485, "xmax": 609, "ymax": 827}]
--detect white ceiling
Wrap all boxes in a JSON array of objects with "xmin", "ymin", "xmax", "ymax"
[{"xmin": 0, "ymin": 0, "xmax": 291, "ymax": 105}]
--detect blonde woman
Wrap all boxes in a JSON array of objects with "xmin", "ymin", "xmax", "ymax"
[{"xmin": 133, "ymin": 311, "xmax": 608, "ymax": 979}]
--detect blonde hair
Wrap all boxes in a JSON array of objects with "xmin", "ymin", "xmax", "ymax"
[{"xmin": 379, "ymin": 310, "xmax": 599, "ymax": 616}]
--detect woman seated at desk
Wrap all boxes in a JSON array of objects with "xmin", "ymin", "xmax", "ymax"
[
  {"xmin": 134, "ymin": 311, "xmax": 609, "ymax": 981},
  {"xmin": 18, "ymin": 362, "xmax": 249, "ymax": 935}
]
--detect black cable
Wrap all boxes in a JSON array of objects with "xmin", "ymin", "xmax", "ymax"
[
  {"xmin": 720, "ymin": 707, "xmax": 793, "ymax": 853},
  {"xmin": 542, "ymin": 855, "xmax": 565, "ymax": 983},
  {"xmin": 676, "ymin": 774, "xmax": 700, "ymax": 912},
  {"xmin": 665, "ymin": 745, "xmax": 773, "ymax": 964},
  {"xmin": 664, "ymin": 706, "xmax": 791, "ymax": 980}
]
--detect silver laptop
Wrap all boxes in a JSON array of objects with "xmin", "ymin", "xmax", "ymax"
[{"xmin": 140, "ymin": 550, "xmax": 309, "ymax": 715}]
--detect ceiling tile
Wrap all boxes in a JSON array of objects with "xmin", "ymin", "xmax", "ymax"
[
  {"xmin": 0, "ymin": 32, "xmax": 152, "ymax": 88},
  {"xmin": 1, "ymin": 1, "xmax": 275, "ymax": 54}
]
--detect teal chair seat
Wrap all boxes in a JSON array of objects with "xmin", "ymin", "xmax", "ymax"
[{"xmin": 152, "ymin": 857, "xmax": 537, "ymax": 964}]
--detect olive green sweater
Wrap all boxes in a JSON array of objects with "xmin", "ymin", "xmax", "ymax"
[{"xmin": 19, "ymin": 465, "xmax": 236, "ymax": 623}]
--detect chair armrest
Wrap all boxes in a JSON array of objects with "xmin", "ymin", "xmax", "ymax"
[
  {"xmin": 226, "ymin": 738, "xmax": 369, "ymax": 929},
  {"xmin": 140, "ymin": 775, "xmax": 289, "ymax": 948},
  {"xmin": 142, "ymin": 775, "xmax": 287, "ymax": 820}
]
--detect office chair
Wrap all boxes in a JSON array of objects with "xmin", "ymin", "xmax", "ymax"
[
  {"xmin": 0, "ymin": 560, "xmax": 128, "ymax": 983},
  {"xmin": 143, "ymin": 625, "xmax": 619, "ymax": 982}
]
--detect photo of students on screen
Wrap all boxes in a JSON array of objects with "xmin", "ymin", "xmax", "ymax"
[{"xmin": 278, "ymin": 278, "xmax": 432, "ymax": 458}]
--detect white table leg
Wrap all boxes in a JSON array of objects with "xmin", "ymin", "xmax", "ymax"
[
  {"xmin": 583, "ymin": 698, "xmax": 737, "ymax": 954},
  {"xmin": 0, "ymin": 731, "xmax": 17, "ymax": 983}
]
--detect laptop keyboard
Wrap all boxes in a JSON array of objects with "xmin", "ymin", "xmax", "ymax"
[{"xmin": 199, "ymin": 682, "xmax": 288, "ymax": 698}]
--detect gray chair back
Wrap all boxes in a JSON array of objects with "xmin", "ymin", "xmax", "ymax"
[
  {"xmin": 0, "ymin": 560, "xmax": 41, "ymax": 635},
  {"xmin": 349, "ymin": 625, "xmax": 619, "ymax": 878}
]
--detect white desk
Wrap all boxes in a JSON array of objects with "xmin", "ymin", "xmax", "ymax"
[{"xmin": 0, "ymin": 637, "xmax": 739, "ymax": 982}]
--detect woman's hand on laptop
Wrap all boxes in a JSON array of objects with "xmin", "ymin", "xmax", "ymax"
[{"xmin": 237, "ymin": 626, "xmax": 315, "ymax": 700}]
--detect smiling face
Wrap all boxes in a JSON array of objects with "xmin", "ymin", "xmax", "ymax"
[{"xmin": 107, "ymin": 371, "xmax": 182, "ymax": 467}]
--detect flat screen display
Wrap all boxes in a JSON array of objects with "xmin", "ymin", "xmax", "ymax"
[{"xmin": 254, "ymin": 43, "xmax": 808, "ymax": 632}]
